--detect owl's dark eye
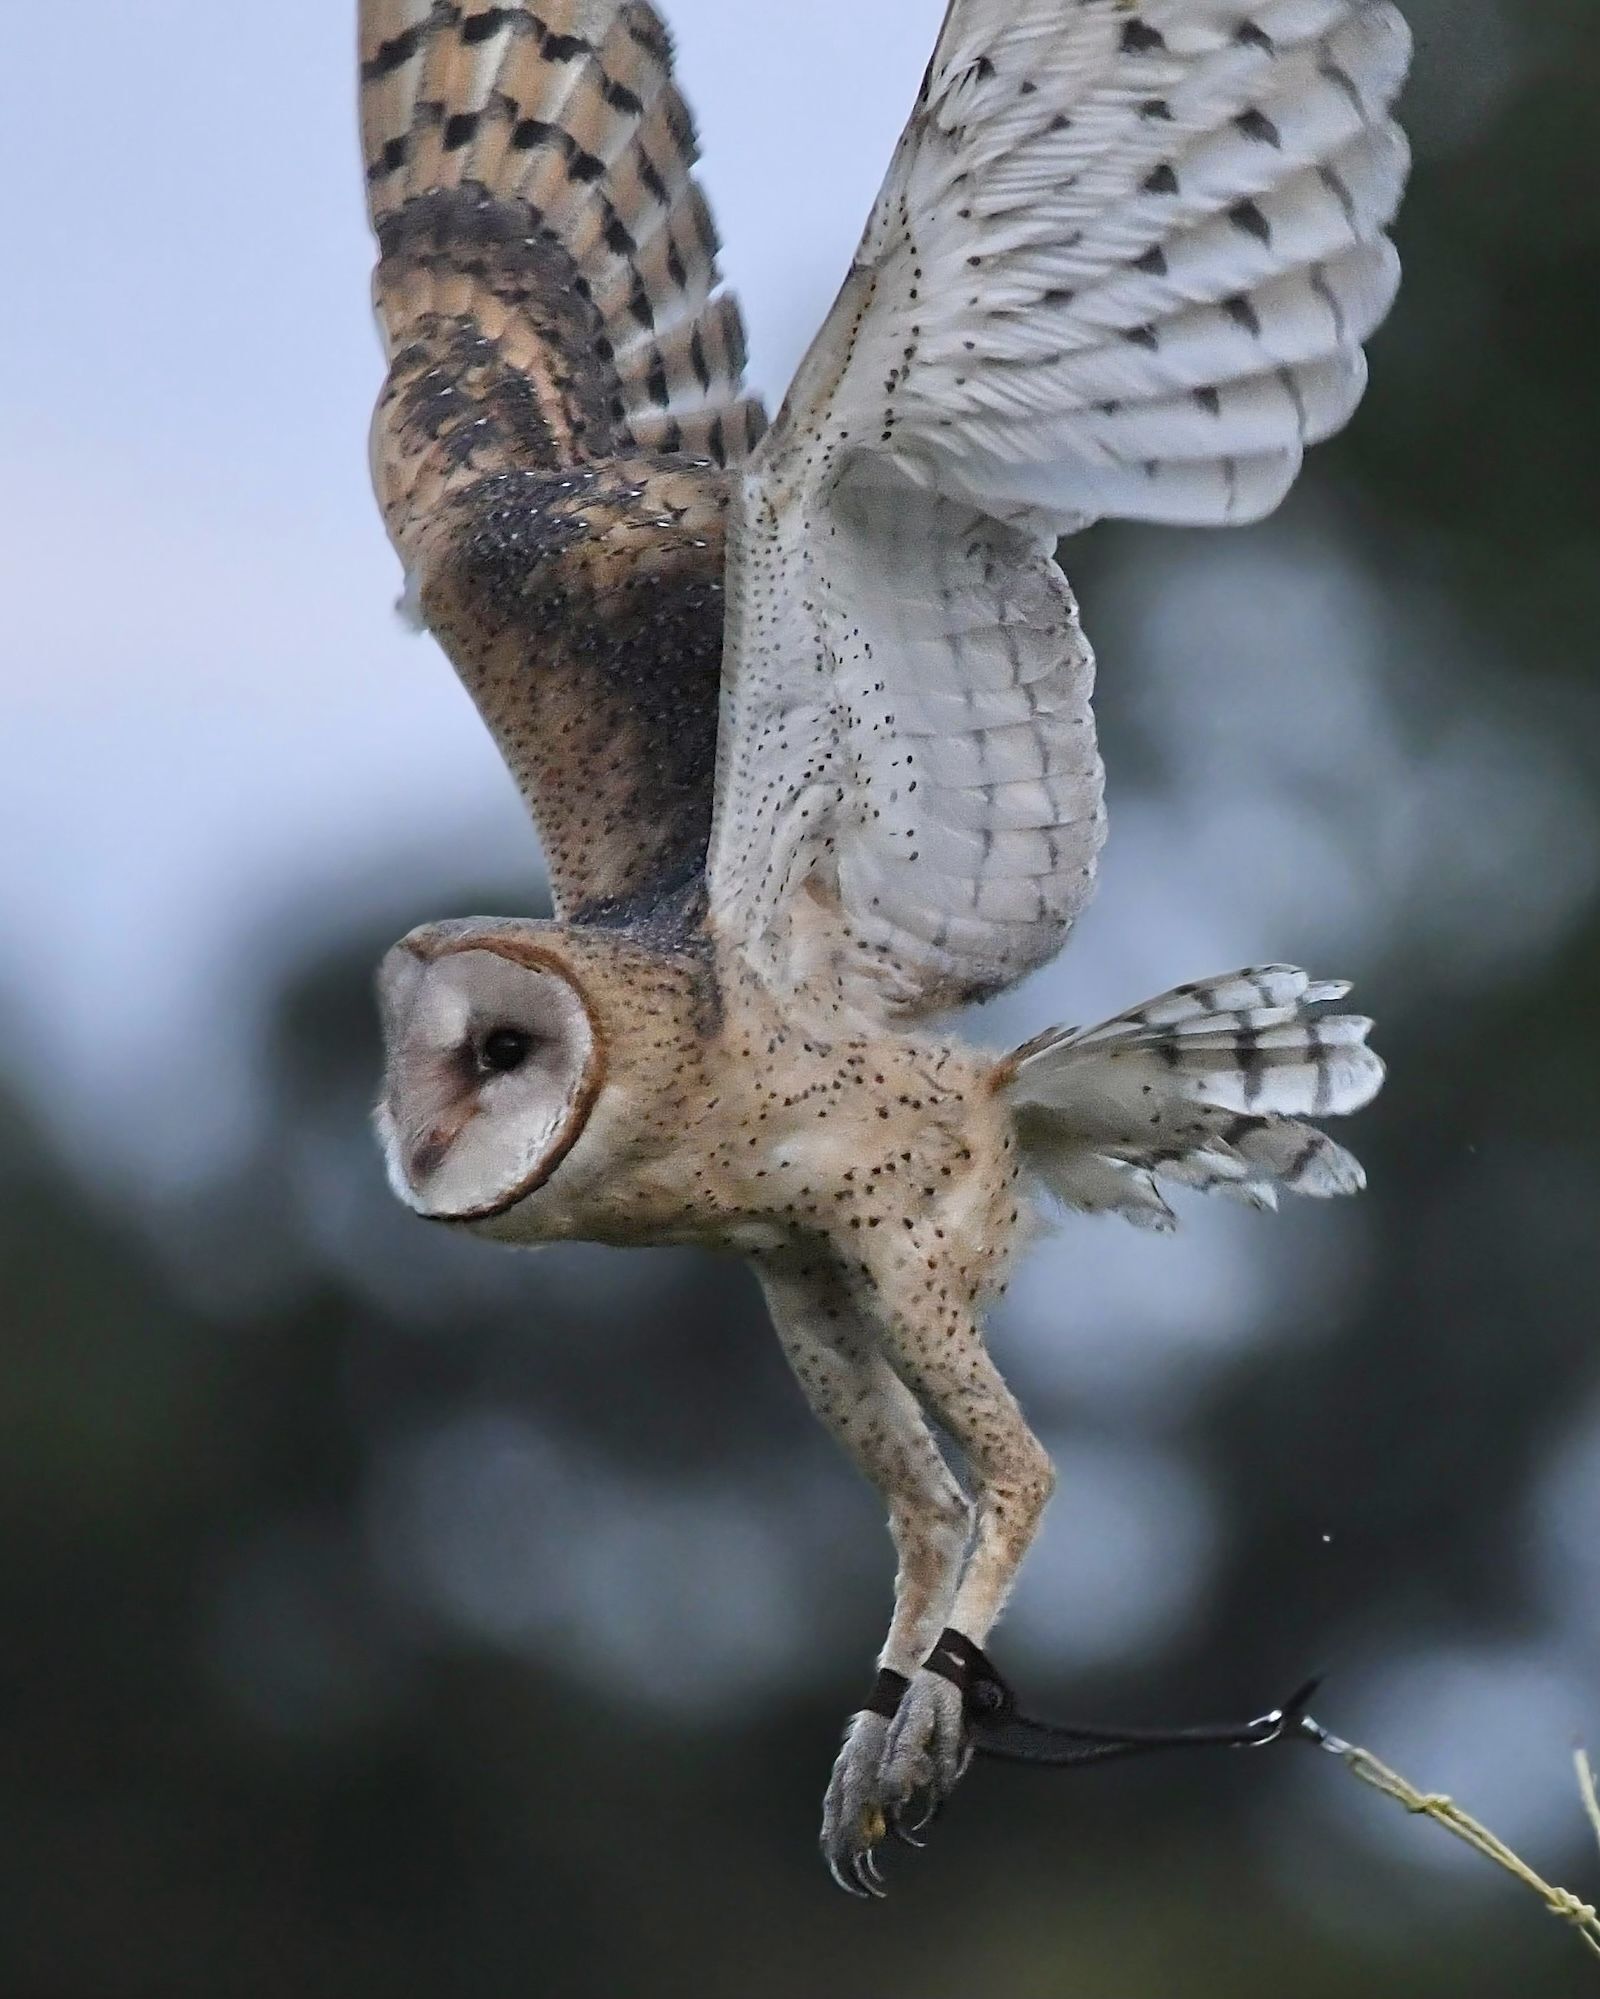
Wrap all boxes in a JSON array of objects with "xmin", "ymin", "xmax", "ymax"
[{"xmin": 479, "ymin": 1027, "xmax": 534, "ymax": 1075}]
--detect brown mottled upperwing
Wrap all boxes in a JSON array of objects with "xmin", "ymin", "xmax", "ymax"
[{"xmin": 360, "ymin": 0, "xmax": 766, "ymax": 924}]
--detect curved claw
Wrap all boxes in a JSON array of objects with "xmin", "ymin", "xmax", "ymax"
[
  {"xmin": 824, "ymin": 1805, "xmax": 892, "ymax": 1900},
  {"xmin": 895, "ymin": 1788, "xmax": 943, "ymax": 1841},
  {"xmin": 827, "ymin": 1850, "xmax": 869, "ymax": 1900},
  {"xmin": 820, "ymin": 1666, "xmax": 972, "ymax": 1893},
  {"xmin": 852, "ymin": 1849, "xmax": 888, "ymax": 1900}
]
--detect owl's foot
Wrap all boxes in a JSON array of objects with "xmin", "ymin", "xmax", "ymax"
[
  {"xmin": 821, "ymin": 1642, "xmax": 986, "ymax": 1896},
  {"xmin": 821, "ymin": 1666, "xmax": 923, "ymax": 1896},
  {"xmin": 820, "ymin": 1708, "xmax": 896, "ymax": 1897},
  {"xmin": 881, "ymin": 1662, "xmax": 973, "ymax": 1835}
]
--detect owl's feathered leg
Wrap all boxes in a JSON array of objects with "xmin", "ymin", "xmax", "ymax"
[
  {"xmin": 758, "ymin": 1263, "xmax": 974, "ymax": 1897},
  {"xmin": 848, "ymin": 1231, "xmax": 1057, "ymax": 1850}
]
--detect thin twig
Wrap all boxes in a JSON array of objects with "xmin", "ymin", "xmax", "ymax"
[{"xmin": 1303, "ymin": 1721, "xmax": 1600, "ymax": 1965}]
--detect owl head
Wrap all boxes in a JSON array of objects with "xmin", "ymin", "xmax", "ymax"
[{"xmin": 375, "ymin": 920, "xmax": 606, "ymax": 1226}]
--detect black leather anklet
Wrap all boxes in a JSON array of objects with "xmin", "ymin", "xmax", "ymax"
[
  {"xmin": 923, "ymin": 1628, "xmax": 1006, "ymax": 1712},
  {"xmin": 862, "ymin": 1667, "xmax": 910, "ymax": 1721}
]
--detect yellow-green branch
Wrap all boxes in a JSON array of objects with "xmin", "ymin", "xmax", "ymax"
[{"xmin": 1309, "ymin": 1725, "xmax": 1600, "ymax": 1965}]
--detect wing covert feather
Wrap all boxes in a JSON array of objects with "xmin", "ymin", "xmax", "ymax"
[{"xmin": 713, "ymin": 463, "xmax": 1104, "ymax": 1018}]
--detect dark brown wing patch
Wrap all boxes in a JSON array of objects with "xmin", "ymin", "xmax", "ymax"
[
  {"xmin": 360, "ymin": 0, "xmax": 766, "ymax": 920},
  {"xmin": 411, "ymin": 454, "xmax": 732, "ymax": 925}
]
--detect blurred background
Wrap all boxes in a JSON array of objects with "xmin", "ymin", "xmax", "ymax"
[{"xmin": 3, "ymin": 1, "xmax": 1598, "ymax": 1993}]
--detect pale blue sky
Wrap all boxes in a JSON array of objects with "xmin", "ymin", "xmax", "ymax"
[
  {"xmin": 0, "ymin": 0, "xmax": 947, "ymax": 1177},
  {"xmin": 1, "ymin": 0, "xmax": 1588, "ymax": 1201},
  {"xmin": 4, "ymin": 0, "xmax": 1589, "ymax": 1183}
]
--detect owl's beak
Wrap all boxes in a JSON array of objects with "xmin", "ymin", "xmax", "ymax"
[{"xmin": 405, "ymin": 1099, "xmax": 479, "ymax": 1190}]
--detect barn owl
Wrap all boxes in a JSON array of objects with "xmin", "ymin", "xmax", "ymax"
[{"xmin": 359, "ymin": 0, "xmax": 1407, "ymax": 1893}]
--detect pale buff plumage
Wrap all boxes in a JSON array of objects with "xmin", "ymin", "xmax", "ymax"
[{"xmin": 358, "ymin": 0, "xmax": 1407, "ymax": 1893}]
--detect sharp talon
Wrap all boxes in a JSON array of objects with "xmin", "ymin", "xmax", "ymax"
[
  {"xmin": 891, "ymin": 1811, "xmax": 927, "ymax": 1851},
  {"xmin": 828, "ymin": 1853, "xmax": 868, "ymax": 1899},
  {"xmin": 862, "ymin": 1846, "xmax": 887, "ymax": 1889},
  {"xmin": 852, "ymin": 1850, "xmax": 887, "ymax": 1900}
]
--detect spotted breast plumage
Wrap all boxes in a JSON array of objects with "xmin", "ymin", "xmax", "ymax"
[{"xmin": 358, "ymin": 0, "xmax": 1409, "ymax": 1892}]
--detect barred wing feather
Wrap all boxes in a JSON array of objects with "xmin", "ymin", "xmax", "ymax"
[{"xmin": 359, "ymin": 0, "xmax": 767, "ymax": 920}]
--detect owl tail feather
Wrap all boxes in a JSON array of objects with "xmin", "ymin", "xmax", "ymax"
[{"xmin": 1001, "ymin": 968, "xmax": 1385, "ymax": 1233}]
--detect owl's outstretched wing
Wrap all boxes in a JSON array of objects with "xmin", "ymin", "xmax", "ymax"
[
  {"xmin": 362, "ymin": 0, "xmax": 765, "ymax": 921},
  {"xmin": 707, "ymin": 0, "xmax": 1410, "ymax": 1020}
]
